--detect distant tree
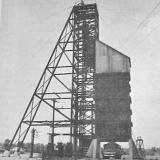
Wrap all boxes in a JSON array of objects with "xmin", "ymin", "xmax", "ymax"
[
  {"xmin": 17, "ymin": 141, "xmax": 24, "ymax": 151},
  {"xmin": 3, "ymin": 139, "xmax": 10, "ymax": 150},
  {"xmin": 64, "ymin": 143, "xmax": 72, "ymax": 157},
  {"xmin": 151, "ymin": 147, "xmax": 157, "ymax": 152},
  {"xmin": 23, "ymin": 142, "xmax": 45, "ymax": 153},
  {"xmin": 34, "ymin": 143, "xmax": 44, "ymax": 153},
  {"xmin": 24, "ymin": 143, "xmax": 31, "ymax": 152},
  {"xmin": 145, "ymin": 147, "xmax": 160, "ymax": 155}
]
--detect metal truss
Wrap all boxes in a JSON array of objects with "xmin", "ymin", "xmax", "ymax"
[
  {"xmin": 9, "ymin": 2, "xmax": 99, "ymax": 158},
  {"xmin": 9, "ymin": 8, "xmax": 75, "ymax": 149},
  {"xmin": 71, "ymin": 3, "xmax": 99, "ymax": 157}
]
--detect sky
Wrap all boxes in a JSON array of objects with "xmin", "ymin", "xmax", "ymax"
[{"xmin": 0, "ymin": 0, "xmax": 160, "ymax": 148}]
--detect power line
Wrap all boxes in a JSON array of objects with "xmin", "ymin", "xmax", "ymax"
[
  {"xmin": 0, "ymin": 6, "xmax": 71, "ymax": 39},
  {"xmin": 15, "ymin": 27, "xmax": 62, "ymax": 73},
  {"xmin": 119, "ymin": 0, "xmax": 160, "ymax": 49},
  {"xmin": 135, "ymin": 1, "xmax": 160, "ymax": 30},
  {"xmin": 130, "ymin": 21, "xmax": 160, "ymax": 53},
  {"xmin": 98, "ymin": 5, "xmax": 141, "ymax": 24}
]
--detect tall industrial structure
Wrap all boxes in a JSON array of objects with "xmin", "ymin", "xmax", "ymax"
[
  {"xmin": 95, "ymin": 40, "xmax": 132, "ymax": 142},
  {"xmin": 9, "ymin": 2, "xmax": 99, "ymax": 157},
  {"xmin": 9, "ymin": 1, "xmax": 144, "ymax": 159}
]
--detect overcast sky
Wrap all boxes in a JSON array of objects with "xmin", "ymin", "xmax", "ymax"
[{"xmin": 0, "ymin": 0, "xmax": 160, "ymax": 148}]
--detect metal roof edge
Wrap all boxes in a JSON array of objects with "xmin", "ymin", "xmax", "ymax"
[{"xmin": 96, "ymin": 39, "xmax": 131, "ymax": 67}]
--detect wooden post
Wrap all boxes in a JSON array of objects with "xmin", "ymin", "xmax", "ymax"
[
  {"xmin": 51, "ymin": 100, "xmax": 55, "ymax": 151},
  {"xmin": 30, "ymin": 128, "xmax": 35, "ymax": 158}
]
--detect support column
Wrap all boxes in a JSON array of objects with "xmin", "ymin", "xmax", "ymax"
[
  {"xmin": 129, "ymin": 139, "xmax": 133, "ymax": 160},
  {"xmin": 30, "ymin": 128, "xmax": 35, "ymax": 158},
  {"xmin": 51, "ymin": 100, "xmax": 55, "ymax": 151}
]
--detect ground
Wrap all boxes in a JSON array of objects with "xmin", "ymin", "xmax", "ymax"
[{"xmin": 0, "ymin": 153, "xmax": 41, "ymax": 160}]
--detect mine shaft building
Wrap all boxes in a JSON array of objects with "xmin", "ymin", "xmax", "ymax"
[
  {"xmin": 9, "ymin": 2, "xmax": 133, "ymax": 158},
  {"xmin": 95, "ymin": 40, "xmax": 132, "ymax": 142}
]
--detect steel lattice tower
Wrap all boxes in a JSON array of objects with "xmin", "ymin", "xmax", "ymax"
[
  {"xmin": 71, "ymin": 3, "xmax": 99, "ymax": 157},
  {"xmin": 9, "ymin": 2, "xmax": 99, "ymax": 158}
]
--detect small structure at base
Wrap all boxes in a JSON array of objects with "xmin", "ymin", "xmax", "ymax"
[{"xmin": 86, "ymin": 139, "xmax": 102, "ymax": 159}]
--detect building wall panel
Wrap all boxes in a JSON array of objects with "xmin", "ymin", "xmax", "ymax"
[
  {"xmin": 95, "ymin": 72, "xmax": 132, "ymax": 142},
  {"xmin": 95, "ymin": 41, "xmax": 132, "ymax": 142},
  {"xmin": 96, "ymin": 40, "xmax": 130, "ymax": 73},
  {"xmin": 95, "ymin": 70, "xmax": 132, "ymax": 142}
]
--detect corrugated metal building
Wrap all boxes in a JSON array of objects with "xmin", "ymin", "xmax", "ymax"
[{"xmin": 95, "ymin": 40, "xmax": 132, "ymax": 142}]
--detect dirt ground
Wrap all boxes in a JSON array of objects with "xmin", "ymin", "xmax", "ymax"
[
  {"xmin": 1, "ymin": 154, "xmax": 160, "ymax": 160},
  {"xmin": 0, "ymin": 153, "xmax": 42, "ymax": 160}
]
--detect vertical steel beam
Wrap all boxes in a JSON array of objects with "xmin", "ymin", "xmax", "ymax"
[
  {"xmin": 51, "ymin": 100, "xmax": 55, "ymax": 150},
  {"xmin": 71, "ymin": 3, "xmax": 99, "ymax": 157}
]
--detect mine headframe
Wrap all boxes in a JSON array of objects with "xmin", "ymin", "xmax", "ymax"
[
  {"xmin": 71, "ymin": 2, "xmax": 99, "ymax": 157},
  {"xmin": 9, "ymin": 2, "xmax": 99, "ymax": 158}
]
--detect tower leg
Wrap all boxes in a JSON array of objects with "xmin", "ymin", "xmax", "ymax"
[
  {"xmin": 129, "ymin": 139, "xmax": 133, "ymax": 160},
  {"xmin": 30, "ymin": 128, "xmax": 35, "ymax": 158}
]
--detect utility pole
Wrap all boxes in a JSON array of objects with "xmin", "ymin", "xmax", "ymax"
[
  {"xmin": 51, "ymin": 100, "xmax": 55, "ymax": 151},
  {"xmin": 30, "ymin": 128, "xmax": 35, "ymax": 158}
]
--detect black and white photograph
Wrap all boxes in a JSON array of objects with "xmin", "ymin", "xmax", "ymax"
[{"xmin": 0, "ymin": 0, "xmax": 160, "ymax": 160}]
